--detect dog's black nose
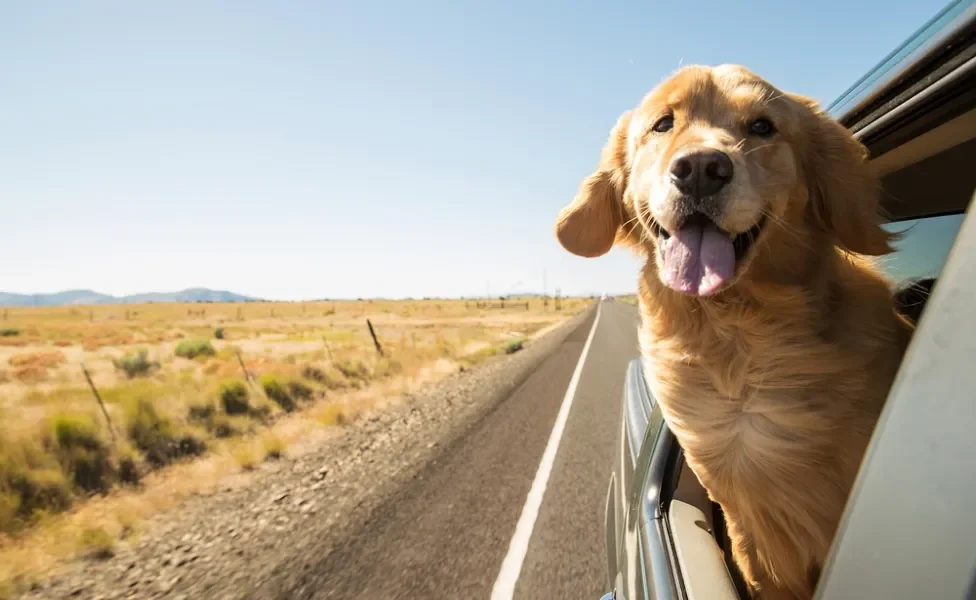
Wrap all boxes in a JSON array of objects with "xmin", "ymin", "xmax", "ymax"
[{"xmin": 669, "ymin": 148, "xmax": 734, "ymax": 198}]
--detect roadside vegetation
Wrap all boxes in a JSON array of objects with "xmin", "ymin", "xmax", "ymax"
[{"xmin": 0, "ymin": 297, "xmax": 587, "ymax": 591}]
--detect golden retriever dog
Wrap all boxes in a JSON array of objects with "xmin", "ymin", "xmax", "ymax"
[{"xmin": 555, "ymin": 65, "xmax": 915, "ymax": 599}]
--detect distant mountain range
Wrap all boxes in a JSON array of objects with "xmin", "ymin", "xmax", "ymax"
[{"xmin": 0, "ymin": 288, "xmax": 259, "ymax": 307}]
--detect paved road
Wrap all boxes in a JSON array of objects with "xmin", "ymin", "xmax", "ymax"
[{"xmin": 288, "ymin": 300, "xmax": 640, "ymax": 599}]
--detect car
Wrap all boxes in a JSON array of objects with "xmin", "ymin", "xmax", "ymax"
[{"xmin": 600, "ymin": 2, "xmax": 976, "ymax": 599}]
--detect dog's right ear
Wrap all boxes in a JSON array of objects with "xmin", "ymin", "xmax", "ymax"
[{"xmin": 555, "ymin": 111, "xmax": 632, "ymax": 258}]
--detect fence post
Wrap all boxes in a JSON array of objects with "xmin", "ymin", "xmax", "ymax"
[
  {"xmin": 321, "ymin": 337, "xmax": 335, "ymax": 364},
  {"xmin": 235, "ymin": 350, "xmax": 255, "ymax": 389},
  {"xmin": 366, "ymin": 319, "xmax": 384, "ymax": 356},
  {"xmin": 82, "ymin": 365, "xmax": 118, "ymax": 444}
]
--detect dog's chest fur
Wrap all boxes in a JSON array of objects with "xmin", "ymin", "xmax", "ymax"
[{"xmin": 636, "ymin": 297, "xmax": 887, "ymax": 500}]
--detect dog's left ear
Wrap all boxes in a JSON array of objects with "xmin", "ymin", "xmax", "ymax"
[{"xmin": 792, "ymin": 94, "xmax": 894, "ymax": 256}]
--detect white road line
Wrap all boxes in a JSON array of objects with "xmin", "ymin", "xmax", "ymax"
[{"xmin": 490, "ymin": 303, "xmax": 603, "ymax": 600}]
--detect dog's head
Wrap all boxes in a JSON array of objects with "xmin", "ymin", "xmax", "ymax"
[{"xmin": 555, "ymin": 64, "xmax": 893, "ymax": 297}]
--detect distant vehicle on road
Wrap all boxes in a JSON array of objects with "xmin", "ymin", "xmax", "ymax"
[{"xmin": 600, "ymin": 3, "xmax": 976, "ymax": 598}]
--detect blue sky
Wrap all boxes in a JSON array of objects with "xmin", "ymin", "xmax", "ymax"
[{"xmin": 0, "ymin": 0, "xmax": 952, "ymax": 300}]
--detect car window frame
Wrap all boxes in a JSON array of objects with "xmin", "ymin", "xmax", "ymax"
[{"xmin": 814, "ymin": 192, "xmax": 976, "ymax": 599}]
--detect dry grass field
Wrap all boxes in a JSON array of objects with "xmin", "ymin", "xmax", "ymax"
[{"xmin": 0, "ymin": 297, "xmax": 587, "ymax": 591}]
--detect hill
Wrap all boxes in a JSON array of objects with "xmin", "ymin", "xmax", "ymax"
[{"xmin": 0, "ymin": 288, "xmax": 259, "ymax": 307}]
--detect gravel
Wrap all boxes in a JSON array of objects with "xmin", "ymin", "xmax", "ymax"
[{"xmin": 20, "ymin": 309, "xmax": 590, "ymax": 600}]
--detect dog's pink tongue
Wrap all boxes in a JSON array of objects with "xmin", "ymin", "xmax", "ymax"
[{"xmin": 661, "ymin": 220, "xmax": 735, "ymax": 296}]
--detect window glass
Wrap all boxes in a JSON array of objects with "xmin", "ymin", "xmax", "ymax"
[{"xmin": 878, "ymin": 212, "xmax": 967, "ymax": 282}]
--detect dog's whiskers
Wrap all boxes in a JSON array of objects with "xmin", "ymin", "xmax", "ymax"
[
  {"xmin": 761, "ymin": 209, "xmax": 815, "ymax": 253},
  {"xmin": 743, "ymin": 143, "xmax": 776, "ymax": 157}
]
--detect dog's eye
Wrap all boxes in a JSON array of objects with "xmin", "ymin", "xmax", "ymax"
[
  {"xmin": 652, "ymin": 115, "xmax": 674, "ymax": 133},
  {"xmin": 748, "ymin": 118, "xmax": 775, "ymax": 137}
]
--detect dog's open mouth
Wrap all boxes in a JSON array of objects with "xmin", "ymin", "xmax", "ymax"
[{"xmin": 649, "ymin": 212, "xmax": 767, "ymax": 296}]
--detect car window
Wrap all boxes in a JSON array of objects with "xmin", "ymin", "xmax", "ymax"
[{"xmin": 878, "ymin": 212, "xmax": 966, "ymax": 281}]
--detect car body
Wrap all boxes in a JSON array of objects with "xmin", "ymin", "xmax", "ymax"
[{"xmin": 601, "ymin": 2, "xmax": 976, "ymax": 598}]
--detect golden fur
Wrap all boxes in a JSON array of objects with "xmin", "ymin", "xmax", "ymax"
[{"xmin": 555, "ymin": 65, "xmax": 915, "ymax": 599}]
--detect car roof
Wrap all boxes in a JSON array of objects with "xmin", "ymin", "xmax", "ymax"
[
  {"xmin": 827, "ymin": 0, "xmax": 975, "ymax": 127},
  {"xmin": 827, "ymin": 0, "xmax": 976, "ymax": 222}
]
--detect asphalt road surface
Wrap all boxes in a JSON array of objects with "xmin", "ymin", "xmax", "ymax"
[{"xmin": 293, "ymin": 300, "xmax": 640, "ymax": 599}]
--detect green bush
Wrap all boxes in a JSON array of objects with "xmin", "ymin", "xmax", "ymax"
[
  {"xmin": 78, "ymin": 526, "xmax": 115, "ymax": 559},
  {"xmin": 124, "ymin": 399, "xmax": 175, "ymax": 467},
  {"xmin": 214, "ymin": 327, "xmax": 225, "ymax": 340},
  {"xmin": 112, "ymin": 349, "xmax": 159, "ymax": 379},
  {"xmin": 124, "ymin": 399, "xmax": 204, "ymax": 466},
  {"xmin": 503, "ymin": 337, "xmax": 526, "ymax": 355},
  {"xmin": 287, "ymin": 380, "xmax": 314, "ymax": 402},
  {"xmin": 0, "ymin": 436, "xmax": 73, "ymax": 531},
  {"xmin": 49, "ymin": 413, "xmax": 115, "ymax": 493},
  {"xmin": 219, "ymin": 380, "xmax": 250, "ymax": 415},
  {"xmin": 0, "ymin": 327, "xmax": 19, "ymax": 337},
  {"xmin": 116, "ymin": 446, "xmax": 141, "ymax": 486},
  {"xmin": 260, "ymin": 375, "xmax": 295, "ymax": 412},
  {"xmin": 174, "ymin": 338, "xmax": 216, "ymax": 360}
]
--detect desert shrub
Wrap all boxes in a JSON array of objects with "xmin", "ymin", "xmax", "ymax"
[
  {"xmin": 112, "ymin": 349, "xmax": 159, "ymax": 379},
  {"xmin": 214, "ymin": 327, "xmax": 225, "ymax": 340},
  {"xmin": 233, "ymin": 444, "xmax": 259, "ymax": 471},
  {"xmin": 261, "ymin": 433, "xmax": 285, "ymax": 460},
  {"xmin": 123, "ymin": 399, "xmax": 205, "ymax": 466},
  {"xmin": 187, "ymin": 401, "xmax": 216, "ymax": 423},
  {"xmin": 116, "ymin": 445, "xmax": 141, "ymax": 485},
  {"xmin": 174, "ymin": 430, "xmax": 207, "ymax": 459},
  {"xmin": 210, "ymin": 415, "xmax": 238, "ymax": 439},
  {"xmin": 48, "ymin": 414, "xmax": 115, "ymax": 493},
  {"xmin": 78, "ymin": 526, "xmax": 115, "ymax": 559},
  {"xmin": 0, "ymin": 436, "xmax": 73, "ymax": 531},
  {"xmin": 301, "ymin": 364, "xmax": 327, "ymax": 383},
  {"xmin": 247, "ymin": 401, "xmax": 273, "ymax": 422},
  {"xmin": 504, "ymin": 337, "xmax": 526, "ymax": 354},
  {"xmin": 301, "ymin": 364, "xmax": 347, "ymax": 390},
  {"xmin": 124, "ymin": 399, "xmax": 175, "ymax": 467},
  {"xmin": 287, "ymin": 379, "xmax": 314, "ymax": 402},
  {"xmin": 0, "ymin": 327, "xmax": 19, "ymax": 337},
  {"xmin": 336, "ymin": 359, "xmax": 370, "ymax": 384},
  {"xmin": 219, "ymin": 380, "xmax": 250, "ymax": 415},
  {"xmin": 174, "ymin": 338, "xmax": 216, "ymax": 360},
  {"xmin": 260, "ymin": 375, "xmax": 295, "ymax": 412}
]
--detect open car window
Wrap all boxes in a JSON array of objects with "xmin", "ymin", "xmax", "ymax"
[{"xmin": 880, "ymin": 212, "xmax": 966, "ymax": 281}]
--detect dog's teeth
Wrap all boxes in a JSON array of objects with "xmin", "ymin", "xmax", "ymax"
[{"xmin": 729, "ymin": 231, "xmax": 737, "ymax": 240}]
